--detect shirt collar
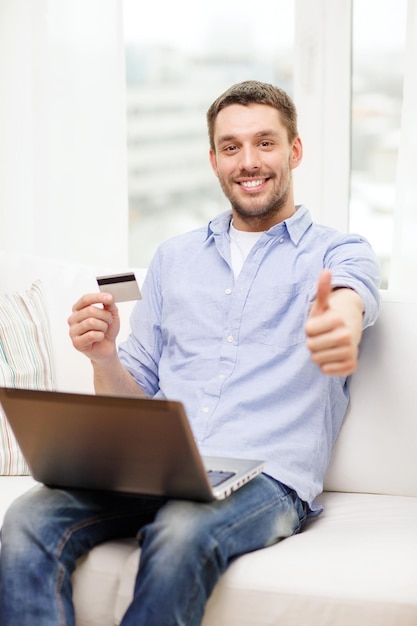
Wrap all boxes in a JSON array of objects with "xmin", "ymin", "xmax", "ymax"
[
  {"xmin": 205, "ymin": 211, "xmax": 232, "ymax": 239},
  {"xmin": 205, "ymin": 205, "xmax": 312, "ymax": 245},
  {"xmin": 272, "ymin": 205, "xmax": 313, "ymax": 245}
]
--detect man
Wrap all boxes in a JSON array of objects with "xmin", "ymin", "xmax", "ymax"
[{"xmin": 0, "ymin": 81, "xmax": 380, "ymax": 625}]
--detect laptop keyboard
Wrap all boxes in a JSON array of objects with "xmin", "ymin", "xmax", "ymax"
[{"xmin": 207, "ymin": 470, "xmax": 235, "ymax": 487}]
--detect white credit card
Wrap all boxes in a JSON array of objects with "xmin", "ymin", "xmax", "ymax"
[{"xmin": 96, "ymin": 272, "xmax": 142, "ymax": 302}]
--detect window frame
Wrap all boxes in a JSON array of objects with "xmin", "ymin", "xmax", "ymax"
[{"xmin": 293, "ymin": 0, "xmax": 352, "ymax": 232}]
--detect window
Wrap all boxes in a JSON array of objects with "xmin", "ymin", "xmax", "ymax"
[
  {"xmin": 350, "ymin": 0, "xmax": 407, "ymax": 288},
  {"xmin": 124, "ymin": 0, "xmax": 412, "ymax": 291},
  {"xmin": 123, "ymin": 0, "xmax": 295, "ymax": 267}
]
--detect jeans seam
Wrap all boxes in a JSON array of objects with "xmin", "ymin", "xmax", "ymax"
[
  {"xmin": 181, "ymin": 539, "xmax": 222, "ymax": 626},
  {"xmin": 53, "ymin": 510, "xmax": 141, "ymax": 626},
  {"xmin": 54, "ymin": 508, "xmax": 149, "ymax": 558},
  {"xmin": 56, "ymin": 564, "xmax": 67, "ymax": 626}
]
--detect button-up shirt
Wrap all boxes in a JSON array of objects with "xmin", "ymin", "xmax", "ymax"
[{"xmin": 119, "ymin": 206, "xmax": 380, "ymax": 509}]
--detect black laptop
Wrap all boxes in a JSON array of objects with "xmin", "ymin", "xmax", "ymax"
[{"xmin": 0, "ymin": 387, "xmax": 264, "ymax": 502}]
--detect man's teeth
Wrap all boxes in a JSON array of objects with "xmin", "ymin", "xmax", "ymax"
[{"xmin": 241, "ymin": 179, "xmax": 264, "ymax": 188}]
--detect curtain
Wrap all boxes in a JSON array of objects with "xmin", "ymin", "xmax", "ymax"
[{"xmin": 0, "ymin": 0, "xmax": 128, "ymax": 266}]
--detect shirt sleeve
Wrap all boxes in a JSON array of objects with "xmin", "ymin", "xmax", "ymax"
[
  {"xmin": 324, "ymin": 234, "xmax": 381, "ymax": 328},
  {"xmin": 310, "ymin": 233, "xmax": 381, "ymax": 329}
]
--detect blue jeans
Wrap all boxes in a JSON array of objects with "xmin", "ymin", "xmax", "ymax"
[{"xmin": 0, "ymin": 474, "xmax": 307, "ymax": 626}]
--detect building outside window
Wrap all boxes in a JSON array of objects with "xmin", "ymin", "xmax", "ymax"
[
  {"xmin": 124, "ymin": 0, "xmax": 295, "ymax": 267},
  {"xmin": 350, "ymin": 0, "xmax": 407, "ymax": 287},
  {"xmin": 124, "ymin": 0, "xmax": 407, "ymax": 290}
]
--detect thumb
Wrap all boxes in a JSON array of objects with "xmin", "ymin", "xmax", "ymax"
[{"xmin": 311, "ymin": 269, "xmax": 332, "ymax": 317}]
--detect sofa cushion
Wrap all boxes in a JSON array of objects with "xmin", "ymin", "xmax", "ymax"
[
  {"xmin": 73, "ymin": 539, "xmax": 139, "ymax": 626},
  {"xmin": 0, "ymin": 280, "xmax": 55, "ymax": 474},
  {"xmin": 205, "ymin": 491, "xmax": 417, "ymax": 624},
  {"xmin": 72, "ymin": 492, "xmax": 417, "ymax": 626},
  {"xmin": 0, "ymin": 250, "xmax": 145, "ymax": 394},
  {"xmin": 324, "ymin": 292, "xmax": 417, "ymax": 497},
  {"xmin": 0, "ymin": 475, "xmax": 38, "ymax": 524}
]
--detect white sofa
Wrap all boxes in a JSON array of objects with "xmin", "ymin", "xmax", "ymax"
[{"xmin": 1, "ymin": 250, "xmax": 417, "ymax": 626}]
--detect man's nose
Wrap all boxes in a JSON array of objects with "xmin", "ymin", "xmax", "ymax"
[{"xmin": 239, "ymin": 145, "xmax": 261, "ymax": 171}]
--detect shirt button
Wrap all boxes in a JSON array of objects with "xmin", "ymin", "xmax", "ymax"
[
  {"xmin": 219, "ymin": 374, "xmax": 225, "ymax": 379},
  {"xmin": 226, "ymin": 335, "xmax": 234, "ymax": 343},
  {"xmin": 279, "ymin": 238, "xmax": 284, "ymax": 244},
  {"xmin": 225, "ymin": 288, "xmax": 232, "ymax": 295},
  {"xmin": 202, "ymin": 407, "xmax": 209, "ymax": 413}
]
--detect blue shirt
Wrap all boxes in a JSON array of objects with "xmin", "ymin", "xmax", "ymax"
[{"xmin": 119, "ymin": 206, "xmax": 380, "ymax": 509}]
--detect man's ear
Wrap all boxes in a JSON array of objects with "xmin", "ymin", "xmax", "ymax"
[
  {"xmin": 290, "ymin": 136, "xmax": 303, "ymax": 170},
  {"xmin": 209, "ymin": 149, "xmax": 219, "ymax": 177}
]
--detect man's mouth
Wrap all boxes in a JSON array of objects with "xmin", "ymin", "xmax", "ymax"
[{"xmin": 238, "ymin": 178, "xmax": 267, "ymax": 189}]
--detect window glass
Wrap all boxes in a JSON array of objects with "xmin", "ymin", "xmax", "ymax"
[
  {"xmin": 123, "ymin": 0, "xmax": 295, "ymax": 266},
  {"xmin": 350, "ymin": 0, "xmax": 407, "ymax": 287}
]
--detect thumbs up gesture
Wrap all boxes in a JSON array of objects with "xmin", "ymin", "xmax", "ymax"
[{"xmin": 305, "ymin": 270, "xmax": 364, "ymax": 376}]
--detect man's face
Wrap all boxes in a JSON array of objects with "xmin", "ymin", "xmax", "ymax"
[{"xmin": 209, "ymin": 103, "xmax": 302, "ymax": 230}]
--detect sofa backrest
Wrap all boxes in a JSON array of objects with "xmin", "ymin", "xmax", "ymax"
[
  {"xmin": 324, "ymin": 290, "xmax": 417, "ymax": 497},
  {"xmin": 0, "ymin": 251, "xmax": 141, "ymax": 394}
]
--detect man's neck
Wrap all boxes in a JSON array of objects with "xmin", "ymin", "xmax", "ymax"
[{"xmin": 231, "ymin": 205, "xmax": 296, "ymax": 232}]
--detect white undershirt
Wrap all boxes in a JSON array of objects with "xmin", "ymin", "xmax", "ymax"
[{"xmin": 229, "ymin": 221, "xmax": 263, "ymax": 279}]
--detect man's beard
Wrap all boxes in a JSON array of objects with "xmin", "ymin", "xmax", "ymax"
[{"xmin": 218, "ymin": 165, "xmax": 292, "ymax": 223}]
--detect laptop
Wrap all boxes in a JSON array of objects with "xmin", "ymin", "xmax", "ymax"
[{"xmin": 0, "ymin": 387, "xmax": 264, "ymax": 502}]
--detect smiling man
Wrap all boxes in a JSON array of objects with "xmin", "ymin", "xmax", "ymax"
[
  {"xmin": 0, "ymin": 81, "xmax": 380, "ymax": 626},
  {"xmin": 208, "ymin": 95, "xmax": 301, "ymax": 227}
]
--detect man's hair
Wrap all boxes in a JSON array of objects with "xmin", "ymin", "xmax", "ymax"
[{"xmin": 206, "ymin": 80, "xmax": 298, "ymax": 151}]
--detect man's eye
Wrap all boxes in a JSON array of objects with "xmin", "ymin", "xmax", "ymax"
[
  {"xmin": 224, "ymin": 145, "xmax": 238, "ymax": 152},
  {"xmin": 260, "ymin": 141, "xmax": 273, "ymax": 147}
]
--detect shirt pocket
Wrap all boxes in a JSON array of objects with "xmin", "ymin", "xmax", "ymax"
[{"xmin": 253, "ymin": 281, "xmax": 311, "ymax": 348}]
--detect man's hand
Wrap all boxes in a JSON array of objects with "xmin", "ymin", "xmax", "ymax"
[
  {"xmin": 68, "ymin": 293, "xmax": 145, "ymax": 396},
  {"xmin": 305, "ymin": 270, "xmax": 364, "ymax": 376},
  {"xmin": 68, "ymin": 292, "xmax": 120, "ymax": 363}
]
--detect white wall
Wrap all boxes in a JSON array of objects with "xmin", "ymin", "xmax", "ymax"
[{"xmin": 0, "ymin": 0, "xmax": 128, "ymax": 266}]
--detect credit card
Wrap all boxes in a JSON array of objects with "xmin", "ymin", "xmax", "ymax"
[{"xmin": 96, "ymin": 272, "xmax": 142, "ymax": 302}]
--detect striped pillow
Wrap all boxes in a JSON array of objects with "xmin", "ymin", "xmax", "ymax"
[{"xmin": 0, "ymin": 280, "xmax": 55, "ymax": 474}]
